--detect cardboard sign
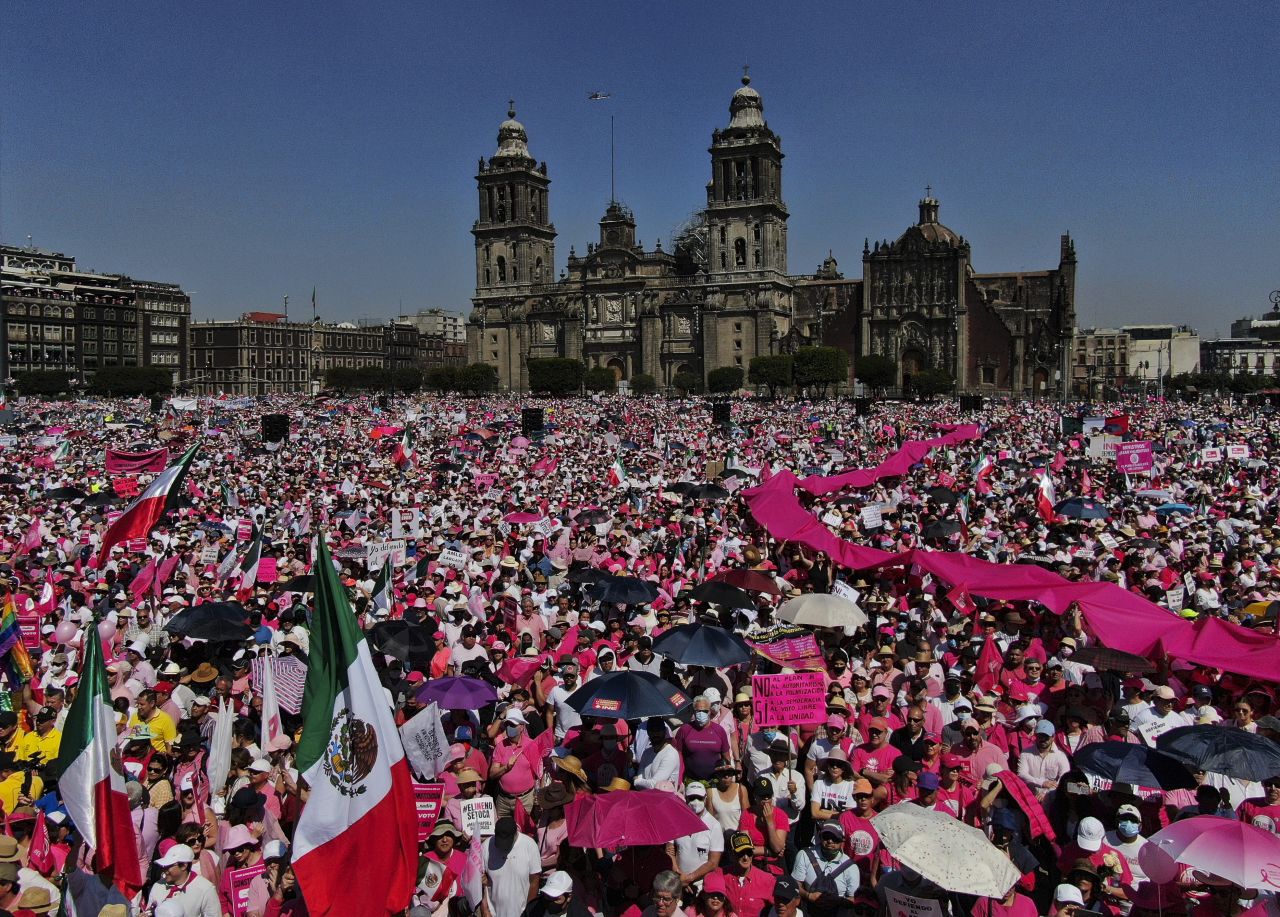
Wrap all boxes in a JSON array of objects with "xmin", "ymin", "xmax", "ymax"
[
  {"xmin": 1165, "ymin": 586, "xmax": 1186, "ymax": 611},
  {"xmin": 1201, "ymin": 447, "xmax": 1223, "ymax": 464},
  {"xmin": 236, "ymin": 520, "xmax": 254, "ymax": 541},
  {"xmin": 860, "ymin": 505, "xmax": 883, "ymax": 530},
  {"xmin": 821, "ymin": 511, "xmax": 843, "ymax": 527},
  {"xmin": 199, "ymin": 545, "xmax": 221, "ymax": 565},
  {"xmin": 366, "ymin": 539, "xmax": 407, "ymax": 570},
  {"xmin": 1137, "ymin": 716, "xmax": 1180, "ymax": 747},
  {"xmin": 413, "ymin": 781, "xmax": 446, "ymax": 842},
  {"xmin": 1098, "ymin": 533, "xmax": 1119, "ymax": 551},
  {"xmin": 227, "ymin": 862, "xmax": 268, "ymax": 917},
  {"xmin": 1115, "ymin": 441, "xmax": 1153, "ymax": 472},
  {"xmin": 533, "ymin": 517, "xmax": 555, "ymax": 538},
  {"xmin": 752, "ymin": 672, "xmax": 828, "ymax": 727},
  {"xmin": 886, "ymin": 889, "xmax": 945, "ymax": 917},
  {"xmin": 257, "ymin": 556, "xmax": 278, "ymax": 583},
  {"xmin": 438, "ymin": 548, "xmax": 467, "ymax": 569},
  {"xmin": 830, "ymin": 581, "xmax": 861, "ymax": 605},
  {"xmin": 1227, "ymin": 444, "xmax": 1251, "ymax": 460},
  {"xmin": 460, "ymin": 795, "xmax": 496, "ymax": 837}
]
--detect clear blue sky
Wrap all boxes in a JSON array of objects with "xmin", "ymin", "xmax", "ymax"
[{"xmin": 1, "ymin": 3, "xmax": 1276, "ymax": 334}]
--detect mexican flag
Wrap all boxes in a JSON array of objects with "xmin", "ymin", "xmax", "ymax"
[
  {"xmin": 1036, "ymin": 470, "xmax": 1057, "ymax": 524},
  {"xmin": 392, "ymin": 427, "xmax": 415, "ymax": 468},
  {"xmin": 97, "ymin": 445, "xmax": 198, "ymax": 563},
  {"xmin": 238, "ymin": 526, "xmax": 263, "ymax": 595},
  {"xmin": 51, "ymin": 439, "xmax": 70, "ymax": 463},
  {"xmin": 222, "ymin": 482, "xmax": 240, "ymax": 510},
  {"xmin": 293, "ymin": 536, "xmax": 417, "ymax": 916},
  {"xmin": 607, "ymin": 458, "xmax": 628, "ymax": 487},
  {"xmin": 54, "ymin": 614, "xmax": 142, "ymax": 894},
  {"xmin": 370, "ymin": 557, "xmax": 393, "ymax": 616}
]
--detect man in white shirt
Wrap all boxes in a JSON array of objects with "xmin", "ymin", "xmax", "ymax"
[
  {"xmin": 147, "ymin": 844, "xmax": 221, "ymax": 916},
  {"xmin": 544, "ymin": 662, "xmax": 583, "ymax": 741},
  {"xmin": 1016, "ymin": 721, "xmax": 1072, "ymax": 800},
  {"xmin": 1105, "ymin": 803, "xmax": 1149, "ymax": 898},
  {"xmin": 634, "ymin": 719, "xmax": 681, "ymax": 789},
  {"xmin": 481, "ymin": 817, "xmax": 541, "ymax": 917},
  {"xmin": 1131, "ymin": 685, "xmax": 1192, "ymax": 734},
  {"xmin": 673, "ymin": 783, "xmax": 723, "ymax": 889}
]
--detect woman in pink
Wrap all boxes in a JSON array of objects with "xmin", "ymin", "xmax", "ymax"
[{"xmin": 533, "ymin": 782, "xmax": 572, "ymax": 873}]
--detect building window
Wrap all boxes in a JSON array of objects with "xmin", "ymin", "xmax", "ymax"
[
  {"xmin": 734, "ymin": 239, "xmax": 746, "ymax": 266},
  {"xmin": 981, "ymin": 366, "xmax": 996, "ymax": 385}
]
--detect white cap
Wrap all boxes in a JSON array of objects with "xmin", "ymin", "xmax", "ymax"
[
  {"xmin": 128, "ymin": 639, "xmax": 148, "ymax": 655},
  {"xmin": 1015, "ymin": 704, "xmax": 1040, "ymax": 723},
  {"xmin": 504, "ymin": 707, "xmax": 528, "ymax": 725},
  {"xmin": 156, "ymin": 843, "xmax": 195, "ymax": 867},
  {"xmin": 542, "ymin": 870, "xmax": 573, "ymax": 898},
  {"xmin": 248, "ymin": 758, "xmax": 273, "ymax": 774},
  {"xmin": 1054, "ymin": 884, "xmax": 1084, "ymax": 906},
  {"xmin": 264, "ymin": 840, "xmax": 290, "ymax": 860},
  {"xmin": 1077, "ymin": 816, "xmax": 1105, "ymax": 852}
]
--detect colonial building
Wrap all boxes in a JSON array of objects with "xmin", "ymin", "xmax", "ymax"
[
  {"xmin": 0, "ymin": 243, "xmax": 191, "ymax": 385},
  {"xmin": 466, "ymin": 77, "xmax": 1078, "ymax": 395}
]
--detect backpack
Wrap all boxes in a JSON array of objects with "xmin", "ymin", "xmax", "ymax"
[{"xmin": 805, "ymin": 848, "xmax": 859, "ymax": 907}]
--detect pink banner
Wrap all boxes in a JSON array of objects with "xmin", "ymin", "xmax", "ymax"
[
  {"xmin": 747, "ymin": 623, "xmax": 826, "ymax": 671},
  {"xmin": 752, "ymin": 672, "xmax": 827, "ymax": 727},
  {"xmin": 105, "ymin": 447, "xmax": 169, "ymax": 473},
  {"xmin": 1115, "ymin": 441, "xmax": 1153, "ymax": 473}
]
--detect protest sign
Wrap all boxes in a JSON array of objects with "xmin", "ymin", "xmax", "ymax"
[
  {"xmin": 366, "ymin": 539, "xmax": 407, "ymax": 569},
  {"xmin": 413, "ymin": 782, "xmax": 446, "ymax": 842},
  {"xmin": 752, "ymin": 672, "xmax": 827, "ymax": 727},
  {"xmin": 1165, "ymin": 586, "xmax": 1185, "ymax": 611},
  {"xmin": 1200, "ymin": 447, "xmax": 1223, "ymax": 464},
  {"xmin": 1137, "ymin": 716, "xmax": 1180, "ymax": 747},
  {"xmin": 112, "ymin": 476, "xmax": 140, "ymax": 498},
  {"xmin": 236, "ymin": 520, "xmax": 253, "ymax": 541},
  {"xmin": 460, "ymin": 795, "xmax": 496, "ymax": 837},
  {"xmin": 126, "ymin": 537, "xmax": 147, "ymax": 554},
  {"xmin": 227, "ymin": 863, "xmax": 268, "ymax": 917},
  {"xmin": 860, "ymin": 505, "xmax": 883, "ymax": 530},
  {"xmin": 885, "ymin": 889, "xmax": 945, "ymax": 917},
  {"xmin": 1227, "ymin": 443, "xmax": 1251, "ymax": 460},
  {"xmin": 199, "ymin": 545, "xmax": 221, "ymax": 565},
  {"xmin": 1184, "ymin": 572, "xmax": 1197, "ymax": 594},
  {"xmin": 821, "ymin": 510, "xmax": 842, "ymax": 527},
  {"xmin": 438, "ymin": 548, "xmax": 467, "ymax": 569},
  {"xmin": 533, "ymin": 517, "xmax": 555, "ymax": 538},
  {"xmin": 747, "ymin": 624, "xmax": 826, "ymax": 672},
  {"xmin": 256, "ymin": 557, "xmax": 278, "ymax": 583},
  {"xmin": 1098, "ymin": 533, "xmax": 1119, "ymax": 551},
  {"xmin": 1115, "ymin": 441, "xmax": 1153, "ymax": 473},
  {"xmin": 830, "ymin": 581, "xmax": 861, "ymax": 605}
]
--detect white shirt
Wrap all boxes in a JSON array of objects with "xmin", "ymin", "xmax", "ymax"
[
  {"xmin": 146, "ymin": 871, "xmax": 222, "ymax": 917},
  {"xmin": 674, "ymin": 808, "xmax": 725, "ymax": 875},
  {"xmin": 546, "ymin": 685, "xmax": 582, "ymax": 740},
  {"xmin": 634, "ymin": 742, "xmax": 681, "ymax": 790},
  {"xmin": 481, "ymin": 832, "xmax": 542, "ymax": 917}
]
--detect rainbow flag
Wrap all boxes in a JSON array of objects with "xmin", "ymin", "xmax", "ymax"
[{"xmin": 0, "ymin": 594, "xmax": 34, "ymax": 686}]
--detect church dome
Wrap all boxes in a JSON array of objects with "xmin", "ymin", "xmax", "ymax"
[
  {"xmin": 900, "ymin": 194, "xmax": 962, "ymax": 247},
  {"xmin": 728, "ymin": 73, "xmax": 765, "ymax": 129},
  {"xmin": 495, "ymin": 103, "xmax": 532, "ymax": 159}
]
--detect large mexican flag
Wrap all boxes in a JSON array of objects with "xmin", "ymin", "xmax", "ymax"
[
  {"xmin": 293, "ymin": 536, "xmax": 417, "ymax": 916},
  {"xmin": 55, "ymin": 616, "xmax": 142, "ymax": 894}
]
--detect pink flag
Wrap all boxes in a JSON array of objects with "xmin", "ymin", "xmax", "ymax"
[
  {"xmin": 26, "ymin": 809, "xmax": 55, "ymax": 876},
  {"xmin": 1050, "ymin": 451, "xmax": 1067, "ymax": 472},
  {"xmin": 129, "ymin": 560, "xmax": 157, "ymax": 600},
  {"xmin": 14, "ymin": 521, "xmax": 41, "ymax": 558},
  {"xmin": 152, "ymin": 555, "xmax": 182, "ymax": 597},
  {"xmin": 974, "ymin": 632, "xmax": 1004, "ymax": 694}
]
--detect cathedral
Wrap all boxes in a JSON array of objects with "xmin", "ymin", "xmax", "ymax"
[{"xmin": 466, "ymin": 76, "xmax": 1077, "ymax": 396}]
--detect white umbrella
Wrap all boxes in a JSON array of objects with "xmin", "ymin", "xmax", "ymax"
[
  {"xmin": 874, "ymin": 801, "xmax": 1021, "ymax": 898},
  {"xmin": 776, "ymin": 593, "xmax": 868, "ymax": 630}
]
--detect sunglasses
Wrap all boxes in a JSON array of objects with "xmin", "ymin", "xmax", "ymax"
[
  {"xmin": 908, "ymin": 717, "xmax": 924, "ymax": 723},
  {"xmin": 964, "ymin": 730, "xmax": 980, "ymax": 737}
]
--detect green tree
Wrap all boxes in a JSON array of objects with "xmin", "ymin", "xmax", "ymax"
[
  {"xmin": 456, "ymin": 363, "xmax": 498, "ymax": 393},
  {"xmin": 793, "ymin": 346, "xmax": 849, "ymax": 397},
  {"xmin": 707, "ymin": 365, "xmax": 744, "ymax": 393},
  {"xmin": 672, "ymin": 370, "xmax": 703, "ymax": 395},
  {"xmin": 748, "ymin": 355, "xmax": 793, "ymax": 397},
  {"xmin": 630, "ymin": 373, "xmax": 657, "ymax": 396},
  {"xmin": 911, "ymin": 368, "xmax": 955, "ymax": 397},
  {"xmin": 324, "ymin": 366, "xmax": 363, "ymax": 392},
  {"xmin": 1230, "ymin": 372, "xmax": 1267, "ymax": 394},
  {"xmin": 88, "ymin": 366, "xmax": 173, "ymax": 397},
  {"xmin": 583, "ymin": 366, "xmax": 617, "ymax": 393},
  {"xmin": 12, "ymin": 370, "xmax": 74, "ymax": 397},
  {"xmin": 854, "ymin": 353, "xmax": 897, "ymax": 393},
  {"xmin": 424, "ymin": 366, "xmax": 458, "ymax": 392},
  {"xmin": 528, "ymin": 358, "xmax": 585, "ymax": 395}
]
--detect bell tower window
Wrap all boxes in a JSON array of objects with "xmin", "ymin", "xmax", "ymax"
[
  {"xmin": 734, "ymin": 238, "xmax": 747, "ymax": 266},
  {"xmin": 497, "ymin": 256, "xmax": 507, "ymax": 283}
]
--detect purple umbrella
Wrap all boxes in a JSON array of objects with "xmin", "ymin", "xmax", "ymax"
[{"xmin": 416, "ymin": 676, "xmax": 498, "ymax": 710}]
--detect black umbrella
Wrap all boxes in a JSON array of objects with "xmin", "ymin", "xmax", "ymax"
[
  {"xmin": 1054, "ymin": 497, "xmax": 1111, "ymax": 520},
  {"xmin": 574, "ymin": 509, "xmax": 611, "ymax": 526},
  {"xmin": 652, "ymin": 623, "xmax": 751, "ymax": 668},
  {"xmin": 164, "ymin": 602, "xmax": 253, "ymax": 641},
  {"xmin": 1069, "ymin": 645, "xmax": 1157, "ymax": 674},
  {"xmin": 1157, "ymin": 725, "xmax": 1280, "ymax": 781},
  {"xmin": 83, "ymin": 492, "xmax": 121, "ymax": 507},
  {"xmin": 433, "ymin": 461, "xmax": 463, "ymax": 472},
  {"xmin": 565, "ymin": 670, "xmax": 691, "ymax": 720},
  {"xmin": 590, "ymin": 574, "xmax": 660, "ymax": 605},
  {"xmin": 42, "ymin": 487, "xmax": 86, "ymax": 501},
  {"xmin": 566, "ymin": 567, "xmax": 609, "ymax": 585},
  {"xmin": 685, "ymin": 483, "xmax": 731, "ymax": 501},
  {"xmin": 0, "ymin": 474, "xmax": 22, "ymax": 484},
  {"xmin": 687, "ymin": 580, "xmax": 756, "ymax": 610},
  {"xmin": 665, "ymin": 482, "xmax": 696, "ymax": 495},
  {"xmin": 923, "ymin": 519, "xmax": 962, "ymax": 539},
  {"xmin": 370, "ymin": 620, "xmax": 434, "ymax": 663},
  {"xmin": 926, "ymin": 486, "xmax": 958, "ymax": 505},
  {"xmin": 281, "ymin": 574, "xmax": 316, "ymax": 593},
  {"xmin": 719, "ymin": 467, "xmax": 755, "ymax": 482},
  {"xmin": 1074, "ymin": 740, "xmax": 1197, "ymax": 790}
]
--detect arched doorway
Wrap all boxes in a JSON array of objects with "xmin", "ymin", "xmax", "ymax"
[
  {"xmin": 606, "ymin": 358, "xmax": 626, "ymax": 382},
  {"xmin": 1033, "ymin": 367, "xmax": 1050, "ymax": 396},
  {"xmin": 901, "ymin": 349, "xmax": 925, "ymax": 391}
]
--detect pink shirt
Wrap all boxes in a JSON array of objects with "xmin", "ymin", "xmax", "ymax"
[{"xmin": 492, "ymin": 735, "xmax": 540, "ymax": 795}]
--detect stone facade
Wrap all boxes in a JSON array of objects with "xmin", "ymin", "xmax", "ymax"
[{"xmin": 467, "ymin": 79, "xmax": 1077, "ymax": 396}]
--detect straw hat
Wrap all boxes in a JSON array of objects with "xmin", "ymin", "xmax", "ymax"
[{"xmin": 552, "ymin": 754, "xmax": 588, "ymax": 784}]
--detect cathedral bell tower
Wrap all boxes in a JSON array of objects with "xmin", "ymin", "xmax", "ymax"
[
  {"xmin": 473, "ymin": 103, "xmax": 556, "ymax": 294},
  {"xmin": 704, "ymin": 72, "xmax": 789, "ymax": 278}
]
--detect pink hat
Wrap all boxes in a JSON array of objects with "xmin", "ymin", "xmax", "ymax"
[{"xmin": 224, "ymin": 825, "xmax": 259, "ymax": 851}]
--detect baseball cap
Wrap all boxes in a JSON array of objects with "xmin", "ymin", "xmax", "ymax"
[
  {"xmin": 1035, "ymin": 720, "xmax": 1057, "ymax": 737},
  {"xmin": 871, "ymin": 685, "xmax": 893, "ymax": 700},
  {"xmin": 817, "ymin": 821, "xmax": 845, "ymax": 839},
  {"xmin": 542, "ymin": 871, "xmax": 573, "ymax": 898},
  {"xmin": 729, "ymin": 831, "xmax": 754, "ymax": 855},
  {"xmin": 825, "ymin": 714, "xmax": 846, "ymax": 729},
  {"xmin": 853, "ymin": 778, "xmax": 874, "ymax": 795},
  {"xmin": 1153, "ymin": 685, "xmax": 1176, "ymax": 700},
  {"xmin": 248, "ymin": 759, "xmax": 273, "ymax": 774},
  {"xmin": 684, "ymin": 782, "xmax": 707, "ymax": 799},
  {"xmin": 941, "ymin": 753, "xmax": 966, "ymax": 769},
  {"xmin": 1077, "ymin": 816, "xmax": 1105, "ymax": 852},
  {"xmin": 917, "ymin": 771, "xmax": 941, "ymax": 791},
  {"xmin": 1055, "ymin": 885, "xmax": 1085, "ymax": 906},
  {"xmin": 773, "ymin": 876, "xmax": 800, "ymax": 904},
  {"xmin": 156, "ymin": 844, "xmax": 195, "ymax": 867},
  {"xmin": 1117, "ymin": 804, "xmax": 1142, "ymax": 821},
  {"xmin": 867, "ymin": 717, "xmax": 890, "ymax": 733}
]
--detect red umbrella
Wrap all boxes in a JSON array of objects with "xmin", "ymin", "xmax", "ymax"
[
  {"xmin": 565, "ymin": 789, "xmax": 705, "ymax": 848},
  {"xmin": 712, "ymin": 568, "xmax": 781, "ymax": 596}
]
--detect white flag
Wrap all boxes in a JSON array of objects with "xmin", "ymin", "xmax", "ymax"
[
  {"xmin": 399, "ymin": 702, "xmax": 450, "ymax": 780},
  {"xmin": 207, "ymin": 697, "xmax": 235, "ymax": 805},
  {"xmin": 260, "ymin": 652, "xmax": 291, "ymax": 753}
]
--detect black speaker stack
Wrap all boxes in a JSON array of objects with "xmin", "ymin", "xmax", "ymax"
[
  {"xmin": 261, "ymin": 413, "xmax": 290, "ymax": 443},
  {"xmin": 521, "ymin": 408, "xmax": 544, "ymax": 437},
  {"xmin": 149, "ymin": 395, "xmax": 164, "ymax": 414},
  {"xmin": 958, "ymin": 395, "xmax": 985, "ymax": 412},
  {"xmin": 377, "ymin": 394, "xmax": 389, "ymax": 410},
  {"xmin": 710, "ymin": 402, "xmax": 732, "ymax": 427}
]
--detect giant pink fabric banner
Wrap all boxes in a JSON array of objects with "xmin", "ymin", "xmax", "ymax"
[{"xmin": 742, "ymin": 432, "xmax": 1280, "ymax": 682}]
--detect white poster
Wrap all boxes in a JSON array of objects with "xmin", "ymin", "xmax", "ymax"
[
  {"xmin": 438, "ymin": 548, "xmax": 467, "ymax": 569},
  {"xmin": 366, "ymin": 539, "xmax": 407, "ymax": 570},
  {"xmin": 860, "ymin": 506, "xmax": 884, "ymax": 529},
  {"xmin": 831, "ymin": 581, "xmax": 861, "ymax": 605},
  {"xmin": 460, "ymin": 796, "xmax": 496, "ymax": 837},
  {"xmin": 400, "ymin": 702, "xmax": 451, "ymax": 780}
]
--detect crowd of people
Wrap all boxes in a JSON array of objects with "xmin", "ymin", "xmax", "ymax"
[{"xmin": 0, "ymin": 391, "xmax": 1276, "ymax": 917}]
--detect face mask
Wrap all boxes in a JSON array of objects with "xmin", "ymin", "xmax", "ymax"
[
  {"xmin": 1117, "ymin": 820, "xmax": 1140, "ymax": 839},
  {"xmin": 763, "ymin": 730, "xmax": 780, "ymax": 744},
  {"xmin": 504, "ymin": 725, "xmax": 519, "ymax": 739},
  {"xmin": 710, "ymin": 703, "xmax": 721, "ymax": 715},
  {"xmin": 820, "ymin": 843, "xmax": 839, "ymax": 861},
  {"xmin": 688, "ymin": 798, "xmax": 706, "ymax": 815},
  {"xmin": 693, "ymin": 711, "xmax": 710, "ymax": 726}
]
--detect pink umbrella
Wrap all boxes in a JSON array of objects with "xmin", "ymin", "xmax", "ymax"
[
  {"xmin": 503, "ymin": 511, "xmax": 542, "ymax": 524},
  {"xmin": 1139, "ymin": 815, "xmax": 1280, "ymax": 891},
  {"xmin": 511, "ymin": 435, "xmax": 531, "ymax": 448},
  {"xmin": 565, "ymin": 789, "xmax": 705, "ymax": 848}
]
